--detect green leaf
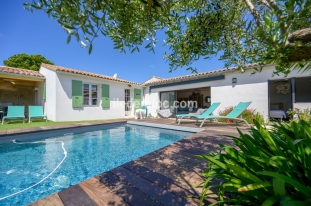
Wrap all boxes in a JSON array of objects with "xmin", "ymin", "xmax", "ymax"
[
  {"xmin": 293, "ymin": 139, "xmax": 311, "ymax": 148},
  {"xmin": 73, "ymin": 32, "xmax": 80, "ymax": 42},
  {"xmin": 238, "ymin": 181, "xmax": 272, "ymax": 192},
  {"xmin": 273, "ymin": 178, "xmax": 286, "ymax": 196},
  {"xmin": 262, "ymin": 196, "xmax": 279, "ymax": 206},
  {"xmin": 88, "ymin": 44, "xmax": 93, "ymax": 54},
  {"xmin": 263, "ymin": 14, "xmax": 271, "ymax": 27},
  {"xmin": 197, "ymin": 155, "xmax": 227, "ymax": 170},
  {"xmin": 226, "ymin": 164, "xmax": 262, "ymax": 183},
  {"xmin": 258, "ymin": 171, "xmax": 311, "ymax": 197},
  {"xmin": 67, "ymin": 35, "xmax": 71, "ymax": 44},
  {"xmin": 84, "ymin": 35, "xmax": 91, "ymax": 42}
]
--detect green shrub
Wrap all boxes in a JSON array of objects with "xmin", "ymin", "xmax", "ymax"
[
  {"xmin": 287, "ymin": 108, "xmax": 311, "ymax": 123},
  {"xmin": 254, "ymin": 112, "xmax": 265, "ymax": 125},
  {"xmin": 217, "ymin": 107, "xmax": 264, "ymax": 124},
  {"xmin": 196, "ymin": 120, "xmax": 311, "ymax": 205}
]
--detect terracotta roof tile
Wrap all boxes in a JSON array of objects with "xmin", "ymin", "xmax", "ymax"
[
  {"xmin": 143, "ymin": 63, "xmax": 259, "ymax": 85},
  {"xmin": 41, "ymin": 63, "xmax": 140, "ymax": 85},
  {"xmin": 0, "ymin": 66, "xmax": 45, "ymax": 78}
]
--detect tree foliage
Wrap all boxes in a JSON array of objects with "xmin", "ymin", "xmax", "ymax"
[
  {"xmin": 24, "ymin": 0, "xmax": 311, "ymax": 75},
  {"xmin": 3, "ymin": 53, "xmax": 54, "ymax": 71}
]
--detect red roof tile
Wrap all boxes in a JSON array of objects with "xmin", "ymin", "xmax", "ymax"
[
  {"xmin": 0, "ymin": 66, "xmax": 45, "ymax": 78},
  {"xmin": 41, "ymin": 63, "xmax": 140, "ymax": 85}
]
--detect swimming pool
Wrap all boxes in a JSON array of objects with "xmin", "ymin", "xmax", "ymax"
[{"xmin": 0, "ymin": 123, "xmax": 194, "ymax": 205}]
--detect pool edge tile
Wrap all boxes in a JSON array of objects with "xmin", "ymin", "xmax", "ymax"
[
  {"xmin": 28, "ymin": 193, "xmax": 64, "ymax": 206},
  {"xmin": 58, "ymin": 184, "xmax": 96, "ymax": 206},
  {"xmin": 79, "ymin": 177, "xmax": 130, "ymax": 206}
]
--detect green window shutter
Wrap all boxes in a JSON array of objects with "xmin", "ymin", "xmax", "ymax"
[
  {"xmin": 101, "ymin": 84, "xmax": 110, "ymax": 108},
  {"xmin": 42, "ymin": 82, "xmax": 46, "ymax": 100},
  {"xmin": 72, "ymin": 80, "xmax": 83, "ymax": 108},
  {"xmin": 134, "ymin": 89, "xmax": 142, "ymax": 113}
]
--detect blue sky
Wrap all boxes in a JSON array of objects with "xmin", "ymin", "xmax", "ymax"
[{"xmin": 0, "ymin": 0, "xmax": 224, "ymax": 83}]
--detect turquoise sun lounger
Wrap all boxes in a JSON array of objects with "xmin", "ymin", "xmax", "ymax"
[
  {"xmin": 2, "ymin": 106, "xmax": 25, "ymax": 125},
  {"xmin": 196, "ymin": 101, "xmax": 252, "ymax": 128},
  {"xmin": 28, "ymin": 106, "xmax": 47, "ymax": 123},
  {"xmin": 175, "ymin": 102, "xmax": 221, "ymax": 125}
]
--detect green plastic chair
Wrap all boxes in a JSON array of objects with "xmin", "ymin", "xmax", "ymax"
[
  {"xmin": 2, "ymin": 106, "xmax": 25, "ymax": 125},
  {"xmin": 175, "ymin": 102, "xmax": 221, "ymax": 125},
  {"xmin": 28, "ymin": 106, "xmax": 47, "ymax": 123},
  {"xmin": 196, "ymin": 101, "xmax": 252, "ymax": 128}
]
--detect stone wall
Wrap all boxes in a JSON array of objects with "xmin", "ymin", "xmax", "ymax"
[{"xmin": 0, "ymin": 79, "xmax": 35, "ymax": 116}]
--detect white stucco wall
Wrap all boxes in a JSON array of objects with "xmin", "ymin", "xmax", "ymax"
[
  {"xmin": 40, "ymin": 66, "xmax": 144, "ymax": 122},
  {"xmin": 35, "ymin": 81, "xmax": 44, "ymax": 106},
  {"xmin": 39, "ymin": 67, "xmax": 57, "ymax": 121},
  {"xmin": 293, "ymin": 103, "xmax": 311, "ymax": 110},
  {"xmin": 146, "ymin": 65, "xmax": 311, "ymax": 121},
  {"xmin": 54, "ymin": 72, "xmax": 144, "ymax": 122}
]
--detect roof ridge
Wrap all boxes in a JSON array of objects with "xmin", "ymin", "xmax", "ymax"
[
  {"xmin": 0, "ymin": 65, "xmax": 42, "ymax": 73},
  {"xmin": 0, "ymin": 66, "xmax": 45, "ymax": 78},
  {"xmin": 144, "ymin": 63, "xmax": 260, "ymax": 86},
  {"xmin": 41, "ymin": 63, "xmax": 141, "ymax": 85}
]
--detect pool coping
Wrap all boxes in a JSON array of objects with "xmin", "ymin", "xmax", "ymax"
[
  {"xmin": 0, "ymin": 120, "xmax": 128, "ymax": 137},
  {"xmin": 127, "ymin": 121, "xmax": 204, "ymax": 133},
  {"xmin": 0, "ymin": 120, "xmax": 205, "ymax": 143}
]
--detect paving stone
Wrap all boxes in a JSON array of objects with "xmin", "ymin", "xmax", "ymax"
[
  {"xmin": 0, "ymin": 130, "xmax": 7, "ymax": 135},
  {"xmin": 134, "ymin": 156, "xmax": 204, "ymax": 187},
  {"xmin": 123, "ymin": 162, "xmax": 200, "ymax": 202},
  {"xmin": 29, "ymin": 193, "xmax": 64, "ymax": 206},
  {"xmin": 140, "ymin": 146, "xmax": 207, "ymax": 175},
  {"xmin": 111, "ymin": 166, "xmax": 190, "ymax": 206},
  {"xmin": 58, "ymin": 184, "xmax": 96, "ymax": 206},
  {"xmin": 79, "ymin": 177, "xmax": 129, "ymax": 206},
  {"xmin": 6, "ymin": 129, "xmax": 15, "ymax": 134},
  {"xmin": 98, "ymin": 171, "xmax": 161, "ymax": 206}
]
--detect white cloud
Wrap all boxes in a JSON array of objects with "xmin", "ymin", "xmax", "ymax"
[{"xmin": 149, "ymin": 64, "xmax": 155, "ymax": 68}]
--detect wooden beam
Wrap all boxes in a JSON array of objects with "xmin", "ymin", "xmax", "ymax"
[{"xmin": 0, "ymin": 74, "xmax": 44, "ymax": 82}]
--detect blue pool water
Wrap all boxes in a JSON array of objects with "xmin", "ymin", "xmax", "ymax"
[{"xmin": 0, "ymin": 124, "xmax": 193, "ymax": 205}]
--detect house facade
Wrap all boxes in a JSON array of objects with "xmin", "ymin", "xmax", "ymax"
[
  {"xmin": 143, "ymin": 65, "xmax": 311, "ymax": 121},
  {"xmin": 1, "ymin": 64, "xmax": 310, "ymax": 122},
  {"xmin": 39, "ymin": 64, "xmax": 144, "ymax": 122}
]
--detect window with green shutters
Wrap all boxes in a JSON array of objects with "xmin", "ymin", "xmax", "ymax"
[
  {"xmin": 101, "ymin": 84, "xmax": 110, "ymax": 108},
  {"xmin": 72, "ymin": 80, "xmax": 83, "ymax": 108}
]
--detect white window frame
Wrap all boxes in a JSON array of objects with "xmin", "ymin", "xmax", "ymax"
[
  {"xmin": 83, "ymin": 83, "xmax": 99, "ymax": 106},
  {"xmin": 125, "ymin": 89, "xmax": 131, "ymax": 112}
]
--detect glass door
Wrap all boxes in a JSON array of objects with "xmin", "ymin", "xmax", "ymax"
[
  {"xmin": 160, "ymin": 91, "xmax": 175, "ymax": 113},
  {"xmin": 125, "ymin": 89, "xmax": 131, "ymax": 116}
]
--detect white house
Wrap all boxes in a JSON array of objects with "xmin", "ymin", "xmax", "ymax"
[
  {"xmin": 143, "ymin": 64, "xmax": 311, "ymax": 122},
  {"xmin": 38, "ymin": 64, "xmax": 144, "ymax": 121},
  {"xmin": 1, "ymin": 63, "xmax": 310, "ymax": 122}
]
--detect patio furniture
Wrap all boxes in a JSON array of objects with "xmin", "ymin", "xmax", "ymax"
[
  {"xmin": 196, "ymin": 101, "xmax": 252, "ymax": 128},
  {"xmin": 175, "ymin": 102, "xmax": 221, "ymax": 125},
  {"xmin": 2, "ymin": 106, "xmax": 25, "ymax": 125},
  {"xmin": 156, "ymin": 109, "xmax": 173, "ymax": 118},
  {"xmin": 135, "ymin": 108, "xmax": 146, "ymax": 119},
  {"xmin": 28, "ymin": 106, "xmax": 47, "ymax": 123}
]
